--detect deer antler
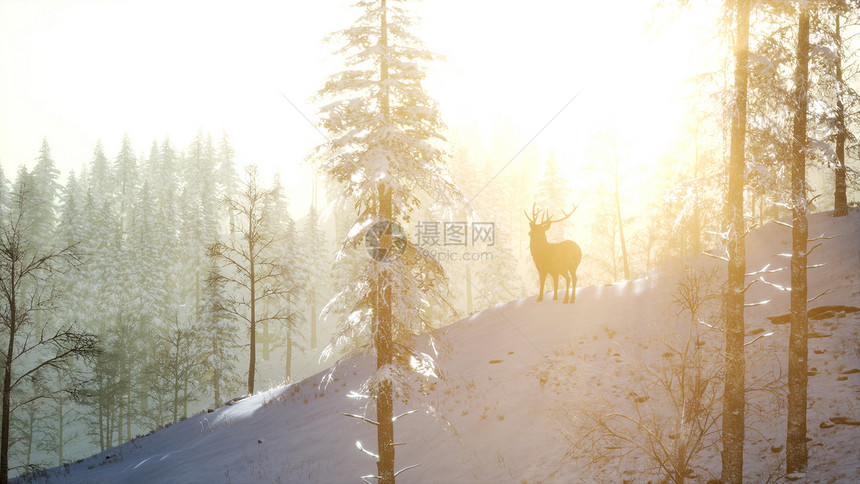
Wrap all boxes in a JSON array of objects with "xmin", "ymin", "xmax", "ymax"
[
  {"xmin": 545, "ymin": 204, "xmax": 578, "ymax": 225},
  {"xmin": 524, "ymin": 203, "xmax": 544, "ymax": 224}
]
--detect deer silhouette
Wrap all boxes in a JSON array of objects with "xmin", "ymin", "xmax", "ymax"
[{"xmin": 525, "ymin": 204, "xmax": 582, "ymax": 303}]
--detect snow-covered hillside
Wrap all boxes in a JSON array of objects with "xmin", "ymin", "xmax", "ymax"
[{"xmin": 22, "ymin": 210, "xmax": 860, "ymax": 483}]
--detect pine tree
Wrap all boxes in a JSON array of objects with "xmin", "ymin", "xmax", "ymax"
[
  {"xmin": 831, "ymin": 7, "xmax": 848, "ymax": 217},
  {"xmin": 30, "ymin": 139, "xmax": 61, "ymax": 249},
  {"xmin": 57, "ymin": 172, "xmax": 84, "ymax": 249},
  {"xmin": 180, "ymin": 131, "xmax": 220, "ymax": 322},
  {"xmin": 216, "ymin": 132, "xmax": 240, "ymax": 242},
  {"xmin": 299, "ymin": 205, "xmax": 329, "ymax": 350},
  {"xmin": 260, "ymin": 173, "xmax": 301, "ymax": 380},
  {"xmin": 194, "ymin": 259, "xmax": 241, "ymax": 407},
  {"xmin": 148, "ymin": 137, "xmax": 181, "ymax": 323},
  {"xmin": 820, "ymin": 3, "xmax": 859, "ymax": 217},
  {"xmin": 88, "ymin": 140, "xmax": 112, "ymax": 207},
  {"xmin": 316, "ymin": 0, "xmax": 462, "ymax": 480},
  {"xmin": 113, "ymin": 133, "xmax": 138, "ymax": 228},
  {"xmin": 0, "ymin": 166, "xmax": 8, "ymax": 221}
]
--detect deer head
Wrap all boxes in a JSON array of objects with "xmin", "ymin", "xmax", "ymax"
[{"xmin": 524, "ymin": 203, "xmax": 577, "ymax": 241}]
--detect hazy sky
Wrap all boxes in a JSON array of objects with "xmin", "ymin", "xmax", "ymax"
[{"xmin": 0, "ymin": 0, "xmax": 719, "ymax": 217}]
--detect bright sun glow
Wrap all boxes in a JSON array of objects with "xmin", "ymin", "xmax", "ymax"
[{"xmin": 0, "ymin": 0, "xmax": 721, "ymax": 216}]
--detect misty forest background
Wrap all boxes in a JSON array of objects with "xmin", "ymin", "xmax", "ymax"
[{"xmin": 1, "ymin": 0, "xmax": 859, "ymax": 477}]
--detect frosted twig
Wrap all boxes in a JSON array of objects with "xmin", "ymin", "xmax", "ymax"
[
  {"xmin": 808, "ymin": 232, "xmax": 839, "ymax": 242},
  {"xmin": 741, "ymin": 279, "xmax": 758, "ymax": 294},
  {"xmin": 758, "ymin": 277, "xmax": 790, "ymax": 291},
  {"xmin": 804, "ymin": 243, "xmax": 822, "ymax": 257},
  {"xmin": 746, "ymin": 263, "xmax": 784, "ymax": 276},
  {"xmin": 344, "ymin": 413, "xmax": 379, "ymax": 426},
  {"xmin": 356, "ymin": 441, "xmax": 379, "ymax": 459},
  {"xmin": 744, "ymin": 331, "xmax": 774, "ymax": 347},
  {"xmin": 807, "ymin": 289, "xmax": 831, "ymax": 305},
  {"xmin": 703, "ymin": 251, "xmax": 729, "ymax": 262},
  {"xmin": 393, "ymin": 409, "xmax": 417, "ymax": 421},
  {"xmin": 394, "ymin": 464, "xmax": 421, "ymax": 477}
]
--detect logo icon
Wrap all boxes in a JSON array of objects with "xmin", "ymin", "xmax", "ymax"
[{"xmin": 365, "ymin": 220, "xmax": 407, "ymax": 262}]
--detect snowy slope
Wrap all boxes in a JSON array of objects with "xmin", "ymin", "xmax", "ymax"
[{"xmin": 22, "ymin": 209, "xmax": 860, "ymax": 483}]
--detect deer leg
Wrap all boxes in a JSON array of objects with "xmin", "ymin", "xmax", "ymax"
[
  {"xmin": 537, "ymin": 272, "xmax": 546, "ymax": 302},
  {"xmin": 570, "ymin": 269, "xmax": 577, "ymax": 303},
  {"xmin": 552, "ymin": 274, "xmax": 559, "ymax": 300},
  {"xmin": 562, "ymin": 273, "xmax": 571, "ymax": 303}
]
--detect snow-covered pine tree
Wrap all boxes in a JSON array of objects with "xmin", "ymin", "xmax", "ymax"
[
  {"xmin": 57, "ymin": 172, "xmax": 83, "ymax": 249},
  {"xmin": 9, "ymin": 167, "xmax": 35, "ymax": 235},
  {"xmin": 180, "ymin": 131, "xmax": 220, "ymax": 323},
  {"xmin": 298, "ymin": 204, "xmax": 329, "ymax": 350},
  {"xmin": 259, "ymin": 172, "xmax": 301, "ymax": 378},
  {"xmin": 30, "ymin": 139, "xmax": 61, "ymax": 249},
  {"xmin": 216, "ymin": 132, "xmax": 238, "ymax": 195},
  {"xmin": 815, "ymin": 3, "xmax": 859, "ymax": 216},
  {"xmin": 146, "ymin": 138, "xmax": 182, "ymax": 325},
  {"xmin": 193, "ymin": 258, "xmax": 241, "ymax": 407},
  {"xmin": 316, "ymin": 0, "xmax": 462, "ymax": 481},
  {"xmin": 113, "ymin": 134, "xmax": 138, "ymax": 230},
  {"xmin": 0, "ymin": 166, "xmax": 8, "ymax": 221},
  {"xmin": 87, "ymin": 140, "xmax": 113, "ymax": 208}
]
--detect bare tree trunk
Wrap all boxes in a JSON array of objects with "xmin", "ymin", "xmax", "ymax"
[
  {"xmin": 285, "ymin": 329, "xmax": 292, "ymax": 382},
  {"xmin": 787, "ymin": 7, "xmax": 810, "ymax": 476},
  {"xmin": 172, "ymin": 374, "xmax": 179, "ymax": 423},
  {"xmin": 213, "ymin": 337, "xmax": 221, "ymax": 407},
  {"xmin": 248, "ymin": 233, "xmax": 256, "ymax": 395},
  {"xmin": 376, "ymin": 3, "xmax": 396, "ymax": 482},
  {"xmin": 126, "ymin": 392, "xmax": 131, "ymax": 442},
  {"xmin": 107, "ymin": 405, "xmax": 113, "ymax": 448},
  {"xmin": 25, "ymin": 410, "xmax": 34, "ymax": 468},
  {"xmin": 98, "ymin": 379, "xmax": 105, "ymax": 452},
  {"xmin": 834, "ymin": 12, "xmax": 848, "ymax": 217},
  {"xmin": 722, "ymin": 0, "xmax": 750, "ymax": 482},
  {"xmin": 117, "ymin": 390, "xmax": 123, "ymax": 444},
  {"xmin": 58, "ymin": 403, "xmax": 64, "ymax": 465},
  {"xmin": 1, "ymin": 321, "xmax": 14, "ymax": 484},
  {"xmin": 183, "ymin": 376, "xmax": 189, "ymax": 420}
]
